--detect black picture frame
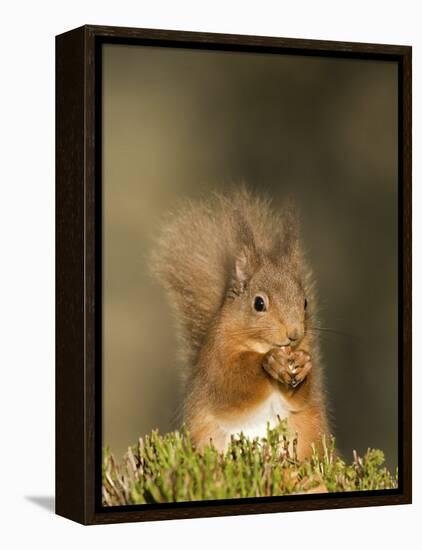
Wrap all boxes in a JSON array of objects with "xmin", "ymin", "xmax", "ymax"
[{"xmin": 55, "ymin": 24, "xmax": 412, "ymax": 525}]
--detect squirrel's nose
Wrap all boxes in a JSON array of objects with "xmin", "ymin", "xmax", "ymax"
[{"xmin": 287, "ymin": 326, "xmax": 301, "ymax": 342}]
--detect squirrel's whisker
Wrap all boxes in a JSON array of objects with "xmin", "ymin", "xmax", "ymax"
[{"xmin": 307, "ymin": 326, "xmax": 356, "ymax": 340}]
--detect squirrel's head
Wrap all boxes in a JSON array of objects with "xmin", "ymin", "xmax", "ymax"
[{"xmin": 224, "ymin": 211, "xmax": 311, "ymax": 354}]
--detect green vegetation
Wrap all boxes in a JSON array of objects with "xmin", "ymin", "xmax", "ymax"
[{"xmin": 102, "ymin": 421, "xmax": 397, "ymax": 506}]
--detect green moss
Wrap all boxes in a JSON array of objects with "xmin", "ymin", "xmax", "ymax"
[{"xmin": 102, "ymin": 421, "xmax": 397, "ymax": 506}]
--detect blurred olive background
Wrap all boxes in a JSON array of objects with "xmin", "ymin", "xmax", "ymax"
[{"xmin": 102, "ymin": 44, "xmax": 398, "ymax": 469}]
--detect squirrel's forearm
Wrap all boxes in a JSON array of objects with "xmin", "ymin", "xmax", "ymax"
[
  {"xmin": 201, "ymin": 350, "xmax": 273, "ymax": 413},
  {"xmin": 280, "ymin": 371, "xmax": 314, "ymax": 410}
]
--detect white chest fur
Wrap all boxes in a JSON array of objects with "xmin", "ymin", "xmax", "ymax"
[{"xmin": 219, "ymin": 391, "xmax": 290, "ymax": 444}]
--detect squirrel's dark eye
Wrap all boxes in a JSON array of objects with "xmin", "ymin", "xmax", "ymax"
[
  {"xmin": 304, "ymin": 298, "xmax": 308, "ymax": 310},
  {"xmin": 254, "ymin": 296, "xmax": 266, "ymax": 312}
]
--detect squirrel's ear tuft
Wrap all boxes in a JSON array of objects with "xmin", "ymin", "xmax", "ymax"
[
  {"xmin": 284, "ymin": 219, "xmax": 300, "ymax": 259},
  {"xmin": 272, "ymin": 201, "xmax": 300, "ymax": 262},
  {"xmin": 231, "ymin": 212, "xmax": 259, "ymax": 293},
  {"xmin": 234, "ymin": 247, "xmax": 254, "ymax": 289}
]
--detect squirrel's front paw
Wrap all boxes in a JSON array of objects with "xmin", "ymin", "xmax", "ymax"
[{"xmin": 263, "ymin": 346, "xmax": 312, "ymax": 389}]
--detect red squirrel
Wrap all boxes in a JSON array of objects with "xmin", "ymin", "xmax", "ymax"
[{"xmin": 153, "ymin": 188, "xmax": 330, "ymax": 459}]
